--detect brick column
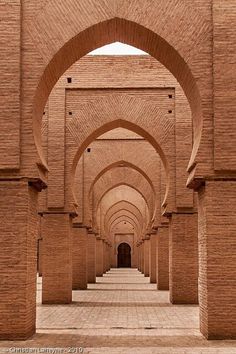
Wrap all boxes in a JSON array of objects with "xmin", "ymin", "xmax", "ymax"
[
  {"xmin": 0, "ymin": 181, "xmax": 38, "ymax": 340},
  {"xmin": 149, "ymin": 232, "xmax": 157, "ymax": 283},
  {"xmin": 103, "ymin": 240, "xmax": 107, "ymax": 273},
  {"xmin": 96, "ymin": 237, "xmax": 104, "ymax": 276},
  {"xmin": 42, "ymin": 213, "xmax": 72, "ymax": 304},
  {"xmin": 38, "ymin": 238, "xmax": 43, "ymax": 276},
  {"xmin": 156, "ymin": 225, "xmax": 169, "ymax": 290},
  {"xmin": 87, "ymin": 232, "xmax": 96, "ymax": 283},
  {"xmin": 137, "ymin": 244, "xmax": 141, "ymax": 271},
  {"xmin": 198, "ymin": 181, "xmax": 236, "ymax": 339},
  {"xmin": 169, "ymin": 213, "xmax": 198, "ymax": 304},
  {"xmin": 144, "ymin": 238, "xmax": 150, "ymax": 277},
  {"xmin": 140, "ymin": 242, "xmax": 144, "ymax": 273},
  {"xmin": 72, "ymin": 225, "xmax": 87, "ymax": 290}
]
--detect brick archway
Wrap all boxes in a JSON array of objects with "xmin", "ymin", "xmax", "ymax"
[
  {"xmin": 31, "ymin": 8, "xmax": 207, "ymax": 179},
  {"xmin": 96, "ymin": 185, "xmax": 149, "ymax": 235},
  {"xmin": 70, "ymin": 119, "xmax": 170, "ymax": 214},
  {"xmin": 88, "ymin": 163, "xmax": 156, "ymax": 227}
]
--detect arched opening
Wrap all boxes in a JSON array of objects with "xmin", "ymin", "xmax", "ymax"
[
  {"xmin": 117, "ymin": 243, "xmax": 131, "ymax": 268},
  {"xmin": 72, "ymin": 120, "xmax": 169, "ymax": 212}
]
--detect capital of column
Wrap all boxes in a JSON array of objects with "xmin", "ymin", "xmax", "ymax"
[
  {"xmin": 39, "ymin": 210, "xmax": 77, "ymax": 218},
  {"xmin": 166, "ymin": 208, "xmax": 198, "ymax": 219}
]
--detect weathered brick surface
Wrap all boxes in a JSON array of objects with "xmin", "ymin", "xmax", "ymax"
[
  {"xmin": 0, "ymin": 181, "xmax": 38, "ymax": 339},
  {"xmin": 47, "ymin": 87, "xmax": 65, "ymax": 208},
  {"xmin": 72, "ymin": 227, "xmax": 87, "ymax": 290},
  {"xmin": 157, "ymin": 226, "xmax": 169, "ymax": 291},
  {"xmin": 0, "ymin": 1, "xmax": 20, "ymax": 169},
  {"xmin": 213, "ymin": 1, "xmax": 236, "ymax": 171},
  {"xmin": 198, "ymin": 181, "xmax": 236, "ymax": 339},
  {"xmin": 42, "ymin": 214, "xmax": 72, "ymax": 304},
  {"xmin": 169, "ymin": 213, "xmax": 198, "ymax": 304}
]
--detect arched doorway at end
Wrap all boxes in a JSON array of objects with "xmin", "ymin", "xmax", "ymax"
[{"xmin": 117, "ymin": 243, "xmax": 131, "ymax": 268}]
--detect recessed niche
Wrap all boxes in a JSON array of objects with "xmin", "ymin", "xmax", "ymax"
[{"xmin": 67, "ymin": 77, "xmax": 72, "ymax": 83}]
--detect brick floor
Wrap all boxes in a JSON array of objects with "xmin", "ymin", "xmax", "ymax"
[{"xmin": 0, "ymin": 269, "xmax": 236, "ymax": 353}]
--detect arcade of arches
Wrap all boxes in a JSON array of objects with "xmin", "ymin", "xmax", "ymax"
[{"xmin": 0, "ymin": 1, "xmax": 236, "ymax": 352}]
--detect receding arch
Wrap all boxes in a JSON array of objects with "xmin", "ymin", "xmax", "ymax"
[
  {"xmin": 103, "ymin": 200, "xmax": 143, "ymax": 226},
  {"xmin": 89, "ymin": 161, "xmax": 156, "ymax": 198},
  {"xmin": 107, "ymin": 208, "xmax": 143, "ymax": 227},
  {"xmin": 110, "ymin": 217, "xmax": 138, "ymax": 233},
  {"xmin": 72, "ymin": 120, "xmax": 169, "ymax": 208},
  {"xmin": 107, "ymin": 210, "xmax": 141, "ymax": 234},
  {"xmin": 96, "ymin": 182, "xmax": 152, "ymax": 223},
  {"xmin": 97, "ymin": 185, "xmax": 149, "ymax": 232}
]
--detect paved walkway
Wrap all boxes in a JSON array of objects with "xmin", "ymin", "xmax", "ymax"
[{"xmin": 0, "ymin": 269, "xmax": 236, "ymax": 353}]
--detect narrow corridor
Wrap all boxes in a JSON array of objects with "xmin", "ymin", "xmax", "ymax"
[{"xmin": 0, "ymin": 270, "xmax": 235, "ymax": 353}]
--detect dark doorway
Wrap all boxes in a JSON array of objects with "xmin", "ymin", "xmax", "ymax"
[{"xmin": 117, "ymin": 243, "xmax": 131, "ymax": 268}]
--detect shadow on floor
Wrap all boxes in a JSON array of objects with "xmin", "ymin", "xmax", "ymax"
[{"xmin": 69, "ymin": 301, "xmax": 174, "ymax": 307}]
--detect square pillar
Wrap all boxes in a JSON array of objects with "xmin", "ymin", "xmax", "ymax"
[
  {"xmin": 37, "ymin": 238, "xmax": 43, "ymax": 276},
  {"xmin": 42, "ymin": 213, "xmax": 72, "ymax": 304},
  {"xmin": 169, "ymin": 213, "xmax": 198, "ymax": 304},
  {"xmin": 137, "ymin": 245, "xmax": 141, "ymax": 271},
  {"xmin": 103, "ymin": 241, "xmax": 107, "ymax": 273},
  {"xmin": 144, "ymin": 238, "xmax": 150, "ymax": 277},
  {"xmin": 140, "ymin": 242, "xmax": 144, "ymax": 273},
  {"xmin": 87, "ymin": 232, "xmax": 96, "ymax": 283},
  {"xmin": 157, "ymin": 226, "xmax": 169, "ymax": 290},
  {"xmin": 0, "ymin": 181, "xmax": 38, "ymax": 340},
  {"xmin": 72, "ymin": 226, "xmax": 87, "ymax": 290},
  {"xmin": 96, "ymin": 238, "xmax": 104, "ymax": 276},
  {"xmin": 198, "ymin": 181, "xmax": 236, "ymax": 339},
  {"xmin": 149, "ymin": 233, "xmax": 157, "ymax": 283}
]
